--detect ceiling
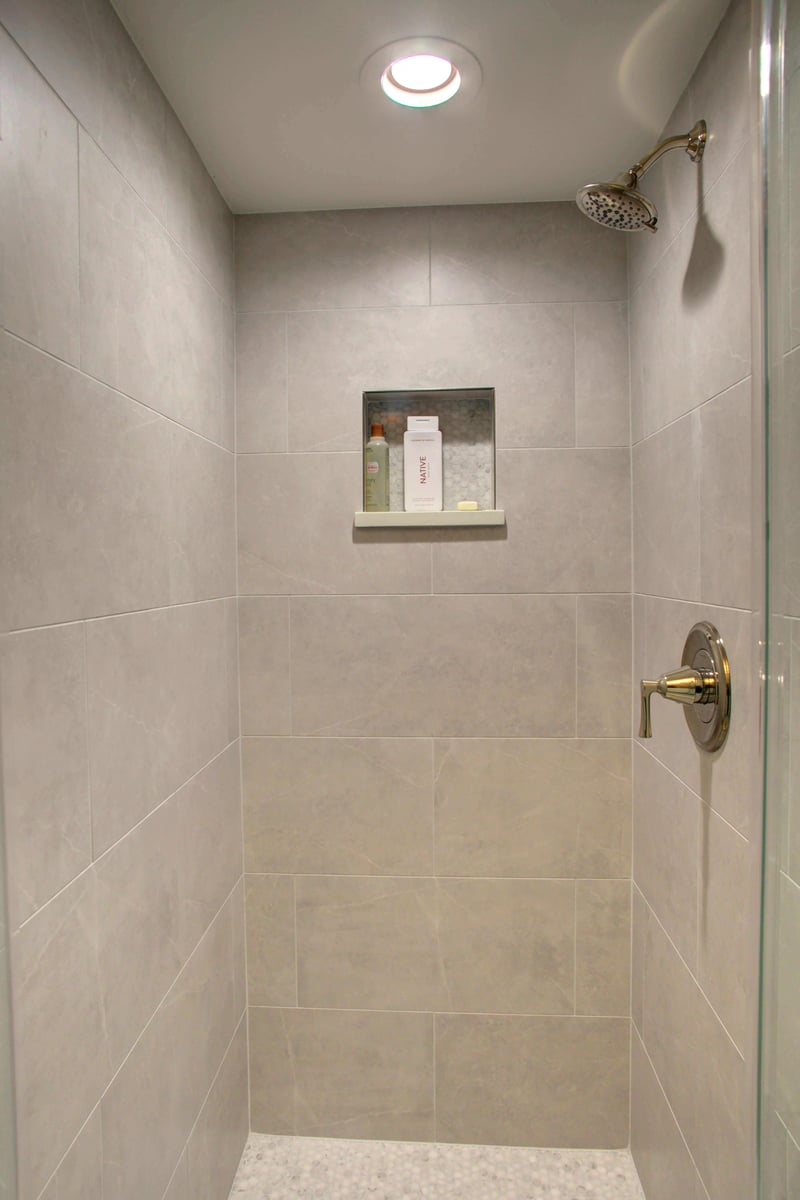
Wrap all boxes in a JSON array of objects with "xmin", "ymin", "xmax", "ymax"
[{"xmin": 110, "ymin": 0, "xmax": 730, "ymax": 214}]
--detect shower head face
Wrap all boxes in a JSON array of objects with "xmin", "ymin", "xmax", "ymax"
[{"xmin": 575, "ymin": 182, "xmax": 658, "ymax": 233}]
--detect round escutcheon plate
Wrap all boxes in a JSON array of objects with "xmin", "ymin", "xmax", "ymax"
[{"xmin": 681, "ymin": 621, "xmax": 731, "ymax": 753}]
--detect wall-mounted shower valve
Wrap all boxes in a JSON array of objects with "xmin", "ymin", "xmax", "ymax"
[{"xmin": 638, "ymin": 621, "xmax": 731, "ymax": 752}]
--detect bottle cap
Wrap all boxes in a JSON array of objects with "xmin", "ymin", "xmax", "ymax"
[
  {"xmin": 457, "ymin": 500, "xmax": 479, "ymax": 510},
  {"xmin": 407, "ymin": 415, "xmax": 439, "ymax": 431},
  {"xmin": 370, "ymin": 423, "xmax": 385, "ymax": 437}
]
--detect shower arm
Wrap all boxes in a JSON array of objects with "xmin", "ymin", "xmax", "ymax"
[{"xmin": 612, "ymin": 120, "xmax": 707, "ymax": 188}]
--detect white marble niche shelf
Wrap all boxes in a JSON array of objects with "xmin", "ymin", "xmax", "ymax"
[{"xmin": 357, "ymin": 387, "xmax": 504, "ymax": 529}]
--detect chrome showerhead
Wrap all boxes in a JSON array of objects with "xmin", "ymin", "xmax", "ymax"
[
  {"xmin": 575, "ymin": 181, "xmax": 658, "ymax": 233},
  {"xmin": 576, "ymin": 120, "xmax": 707, "ymax": 234}
]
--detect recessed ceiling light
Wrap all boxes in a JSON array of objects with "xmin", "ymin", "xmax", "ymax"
[
  {"xmin": 381, "ymin": 54, "xmax": 461, "ymax": 108},
  {"xmin": 361, "ymin": 38, "xmax": 482, "ymax": 111}
]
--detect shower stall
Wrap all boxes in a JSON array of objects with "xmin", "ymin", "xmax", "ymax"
[{"xmin": 0, "ymin": 0, "xmax": 794, "ymax": 1197}]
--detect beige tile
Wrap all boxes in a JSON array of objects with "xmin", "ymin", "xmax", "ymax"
[
  {"xmin": 432, "ymin": 450, "xmax": 630, "ymax": 594},
  {"xmin": 95, "ymin": 798, "xmax": 183, "ymax": 1070},
  {"xmin": 576, "ymin": 879, "xmax": 631, "ymax": 1016},
  {"xmin": 224, "ymin": 597, "xmax": 241, "ymax": 744},
  {"xmin": 12, "ymin": 872, "xmax": 112, "ymax": 1200},
  {"xmin": 687, "ymin": 0, "xmax": 752, "ymax": 202},
  {"xmin": 577, "ymin": 595, "xmax": 632, "ymax": 737},
  {"xmin": 633, "ymin": 596, "xmax": 759, "ymax": 837},
  {"xmin": 438, "ymin": 879, "xmax": 574, "ymax": 1015},
  {"xmin": 633, "ymin": 745, "xmax": 699, "ymax": 970},
  {"xmin": 639, "ymin": 903, "xmax": 752, "ymax": 1200},
  {"xmin": 79, "ymin": 133, "xmax": 227, "ymax": 448},
  {"xmin": 633, "ymin": 412, "xmax": 702, "ymax": 600},
  {"xmin": 249, "ymin": 1007, "xmax": 434, "ymax": 1140},
  {"xmin": 296, "ymin": 876, "xmax": 448, "ymax": 1011},
  {"xmin": 700, "ymin": 378, "xmax": 754, "ymax": 610},
  {"xmin": 697, "ymin": 804, "xmax": 754, "ymax": 1055},
  {"xmin": 0, "ymin": 625, "xmax": 90, "ymax": 929},
  {"xmin": 435, "ymin": 1014, "xmax": 629, "ymax": 1147},
  {"xmin": 0, "ymin": 332, "xmax": 172, "ymax": 629},
  {"xmin": 630, "ymin": 1029, "xmax": 702, "ymax": 1200},
  {"xmin": 86, "ymin": 601, "xmax": 236, "ymax": 854},
  {"xmin": 0, "ymin": 0, "xmax": 232, "ymax": 298},
  {"xmin": 245, "ymin": 875, "xmax": 296, "ymax": 1007},
  {"xmin": 574, "ymin": 302, "xmax": 630, "ymax": 447},
  {"xmin": 290, "ymin": 594, "xmax": 576, "ymax": 737},
  {"xmin": 238, "ymin": 452, "xmax": 432, "ymax": 596},
  {"xmin": 788, "ymin": 1132, "xmax": 800, "ymax": 1197},
  {"xmin": 185, "ymin": 1018, "xmax": 249, "ymax": 1200},
  {"xmin": 236, "ymin": 209, "xmax": 429, "ymax": 311},
  {"xmin": 238, "ymin": 598, "xmax": 291, "ymax": 735},
  {"xmin": 430, "ymin": 203, "xmax": 627, "ymax": 304},
  {"xmin": 162, "ymin": 1156, "xmax": 188, "ymax": 1200},
  {"xmin": 631, "ymin": 886, "xmax": 647, "ymax": 1033},
  {"xmin": 777, "ymin": 873, "xmax": 800, "ymax": 1144},
  {"xmin": 39, "ymin": 1109, "xmax": 103, "ymax": 1200},
  {"xmin": 630, "ymin": 145, "xmax": 752, "ymax": 442},
  {"xmin": 101, "ymin": 891, "xmax": 241, "ymax": 1200},
  {"xmin": 175, "ymin": 744, "xmax": 243, "ymax": 960},
  {"xmin": 286, "ymin": 304, "xmax": 575, "ymax": 453},
  {"xmin": 236, "ymin": 313, "xmax": 288, "ymax": 452},
  {"xmin": 243, "ymin": 736, "xmax": 433, "ymax": 875},
  {"xmin": 167, "ymin": 426, "xmax": 236, "ymax": 604},
  {"xmin": 434, "ymin": 738, "xmax": 631, "ymax": 879},
  {"xmin": 759, "ymin": 1109, "xmax": 789, "ymax": 1200},
  {"xmin": 0, "ymin": 28, "xmax": 79, "ymax": 364}
]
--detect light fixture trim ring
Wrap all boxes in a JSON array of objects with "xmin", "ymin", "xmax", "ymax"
[{"xmin": 360, "ymin": 37, "xmax": 482, "ymax": 108}]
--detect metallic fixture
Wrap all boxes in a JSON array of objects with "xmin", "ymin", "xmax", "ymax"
[
  {"xmin": 639, "ymin": 620, "xmax": 731, "ymax": 752},
  {"xmin": 576, "ymin": 119, "xmax": 707, "ymax": 233}
]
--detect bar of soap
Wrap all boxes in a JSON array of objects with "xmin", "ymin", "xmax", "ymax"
[{"xmin": 457, "ymin": 500, "xmax": 479, "ymax": 511}]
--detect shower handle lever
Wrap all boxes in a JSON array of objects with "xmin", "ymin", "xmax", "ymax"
[{"xmin": 639, "ymin": 666, "xmax": 717, "ymax": 739}]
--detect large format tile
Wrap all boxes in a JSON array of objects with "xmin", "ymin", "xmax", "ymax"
[
  {"xmin": 0, "ymin": 28, "xmax": 79, "ymax": 363},
  {"xmin": 699, "ymin": 377, "xmax": 754, "ymax": 611},
  {"xmin": 289, "ymin": 594, "xmax": 576, "ymax": 737},
  {"xmin": 101, "ymin": 891, "xmax": 242, "ymax": 1200},
  {"xmin": 248, "ymin": 1008, "xmax": 434, "ymax": 1140},
  {"xmin": 437, "ymin": 879, "xmax": 575, "ymax": 1015},
  {"xmin": 243, "ymin": 737, "xmax": 433, "ymax": 876},
  {"xmin": 0, "ymin": 625, "xmax": 90, "ymax": 929},
  {"xmin": 295, "ymin": 876, "xmax": 448, "ymax": 1012},
  {"xmin": 575, "ymin": 879, "xmax": 631, "ymax": 1017},
  {"xmin": 0, "ymin": 0, "xmax": 232, "ymax": 299},
  {"xmin": 630, "ymin": 144, "xmax": 752, "ymax": 442},
  {"xmin": 39, "ymin": 1109, "xmax": 103, "ymax": 1200},
  {"xmin": 633, "ymin": 745, "xmax": 700, "ymax": 970},
  {"xmin": 430, "ymin": 203, "xmax": 627, "ymax": 304},
  {"xmin": 776, "ymin": 873, "xmax": 800, "ymax": 1144},
  {"xmin": 238, "ymin": 452, "xmax": 431, "ymax": 595},
  {"xmin": 236, "ymin": 209, "xmax": 429, "ymax": 311},
  {"xmin": 630, "ymin": 1030, "xmax": 703, "ymax": 1200},
  {"xmin": 236, "ymin": 313, "xmax": 288, "ymax": 453},
  {"xmin": 185, "ymin": 1018, "xmax": 249, "ymax": 1200},
  {"xmin": 577, "ymin": 595, "xmax": 633, "ymax": 738},
  {"xmin": 633, "ymin": 596, "xmax": 758, "ymax": 837},
  {"xmin": 431, "ymin": 450, "xmax": 630, "ymax": 594},
  {"xmin": 697, "ymin": 802, "xmax": 754, "ymax": 1055},
  {"xmin": 79, "ymin": 133, "xmax": 228, "ymax": 447},
  {"xmin": 633, "ymin": 412, "xmax": 702, "ymax": 601},
  {"xmin": 435, "ymin": 1014, "xmax": 629, "ymax": 1147},
  {"xmin": 286, "ymin": 304, "xmax": 575, "ymax": 453},
  {"xmin": 434, "ymin": 738, "xmax": 631, "ymax": 879},
  {"xmin": 167, "ymin": 425, "xmax": 235, "ymax": 604},
  {"xmin": 86, "ymin": 600, "xmax": 236, "ymax": 854},
  {"xmin": 245, "ymin": 875, "xmax": 296, "ymax": 1007},
  {"xmin": 0, "ymin": 333, "xmax": 172, "ymax": 629},
  {"xmin": 12, "ymin": 873, "xmax": 112, "ymax": 1200},
  {"xmin": 574, "ymin": 301, "xmax": 630, "ymax": 447},
  {"xmin": 238, "ymin": 598, "xmax": 292, "ymax": 735}
]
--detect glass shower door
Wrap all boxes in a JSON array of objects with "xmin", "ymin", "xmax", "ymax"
[{"xmin": 760, "ymin": 0, "xmax": 800, "ymax": 1193}]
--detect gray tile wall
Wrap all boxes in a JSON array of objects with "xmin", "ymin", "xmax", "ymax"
[
  {"xmin": 0, "ymin": 3, "xmax": 247, "ymax": 1198},
  {"xmin": 235, "ymin": 202, "xmax": 633, "ymax": 1146},
  {"xmin": 628, "ymin": 2, "xmax": 762, "ymax": 1199}
]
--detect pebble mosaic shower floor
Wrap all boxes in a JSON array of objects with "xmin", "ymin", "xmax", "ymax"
[{"xmin": 230, "ymin": 1134, "xmax": 646, "ymax": 1199}]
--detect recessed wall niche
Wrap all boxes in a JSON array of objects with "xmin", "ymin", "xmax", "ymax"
[{"xmin": 356, "ymin": 387, "xmax": 504, "ymax": 527}]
